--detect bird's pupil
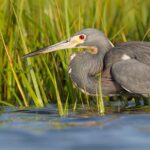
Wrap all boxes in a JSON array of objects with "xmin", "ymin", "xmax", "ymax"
[{"xmin": 79, "ymin": 35, "xmax": 85, "ymax": 40}]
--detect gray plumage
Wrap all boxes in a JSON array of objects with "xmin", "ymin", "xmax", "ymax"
[
  {"xmin": 106, "ymin": 42, "xmax": 150, "ymax": 96},
  {"xmin": 23, "ymin": 28, "xmax": 150, "ymax": 97}
]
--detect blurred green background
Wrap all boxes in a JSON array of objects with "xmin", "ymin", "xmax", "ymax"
[{"xmin": 0, "ymin": 0, "xmax": 149, "ymax": 112}]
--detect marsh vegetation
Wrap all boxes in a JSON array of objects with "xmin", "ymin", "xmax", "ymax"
[{"xmin": 0, "ymin": 0, "xmax": 150, "ymax": 114}]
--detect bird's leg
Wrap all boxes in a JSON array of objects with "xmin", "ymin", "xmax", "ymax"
[
  {"xmin": 109, "ymin": 96, "xmax": 128, "ymax": 112},
  {"xmin": 134, "ymin": 97, "xmax": 142, "ymax": 106},
  {"xmin": 143, "ymin": 97, "xmax": 150, "ymax": 106}
]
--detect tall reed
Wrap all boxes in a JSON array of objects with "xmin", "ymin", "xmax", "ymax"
[{"xmin": 0, "ymin": 0, "xmax": 149, "ymax": 114}]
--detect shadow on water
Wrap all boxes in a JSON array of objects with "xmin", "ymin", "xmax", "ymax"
[{"xmin": 1, "ymin": 100, "xmax": 150, "ymax": 150}]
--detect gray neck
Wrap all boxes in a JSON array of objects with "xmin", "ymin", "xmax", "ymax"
[
  {"xmin": 69, "ymin": 40, "xmax": 113, "ymax": 95},
  {"xmin": 96, "ymin": 40, "xmax": 113, "ymax": 69}
]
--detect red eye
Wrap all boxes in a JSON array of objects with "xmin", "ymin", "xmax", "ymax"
[{"xmin": 79, "ymin": 34, "xmax": 86, "ymax": 40}]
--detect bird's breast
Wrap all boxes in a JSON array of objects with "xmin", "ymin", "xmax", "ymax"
[{"xmin": 68, "ymin": 52, "xmax": 103, "ymax": 94}]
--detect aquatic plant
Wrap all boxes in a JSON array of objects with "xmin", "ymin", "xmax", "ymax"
[{"xmin": 0, "ymin": 0, "xmax": 149, "ymax": 114}]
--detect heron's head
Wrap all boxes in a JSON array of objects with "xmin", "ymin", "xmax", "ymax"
[{"xmin": 23, "ymin": 28, "xmax": 112, "ymax": 58}]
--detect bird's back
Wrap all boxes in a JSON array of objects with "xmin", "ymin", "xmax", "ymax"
[
  {"xmin": 104, "ymin": 41, "xmax": 150, "ymax": 68},
  {"xmin": 103, "ymin": 41, "xmax": 150, "ymax": 96}
]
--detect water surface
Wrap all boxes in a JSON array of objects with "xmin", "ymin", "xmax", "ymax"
[{"xmin": 0, "ymin": 104, "xmax": 150, "ymax": 150}]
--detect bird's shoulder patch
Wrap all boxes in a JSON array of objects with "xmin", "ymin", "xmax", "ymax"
[{"xmin": 121, "ymin": 54, "xmax": 131, "ymax": 60}]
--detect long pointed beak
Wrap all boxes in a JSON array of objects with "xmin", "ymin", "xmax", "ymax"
[{"xmin": 22, "ymin": 38, "xmax": 76, "ymax": 59}]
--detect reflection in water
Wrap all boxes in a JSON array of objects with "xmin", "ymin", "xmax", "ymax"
[{"xmin": 0, "ymin": 103, "xmax": 150, "ymax": 150}]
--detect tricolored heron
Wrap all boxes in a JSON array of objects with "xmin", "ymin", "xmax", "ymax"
[{"xmin": 23, "ymin": 28, "xmax": 150, "ymax": 97}]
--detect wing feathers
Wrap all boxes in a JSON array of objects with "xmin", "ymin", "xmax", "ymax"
[{"xmin": 112, "ymin": 59, "xmax": 150, "ymax": 96}]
